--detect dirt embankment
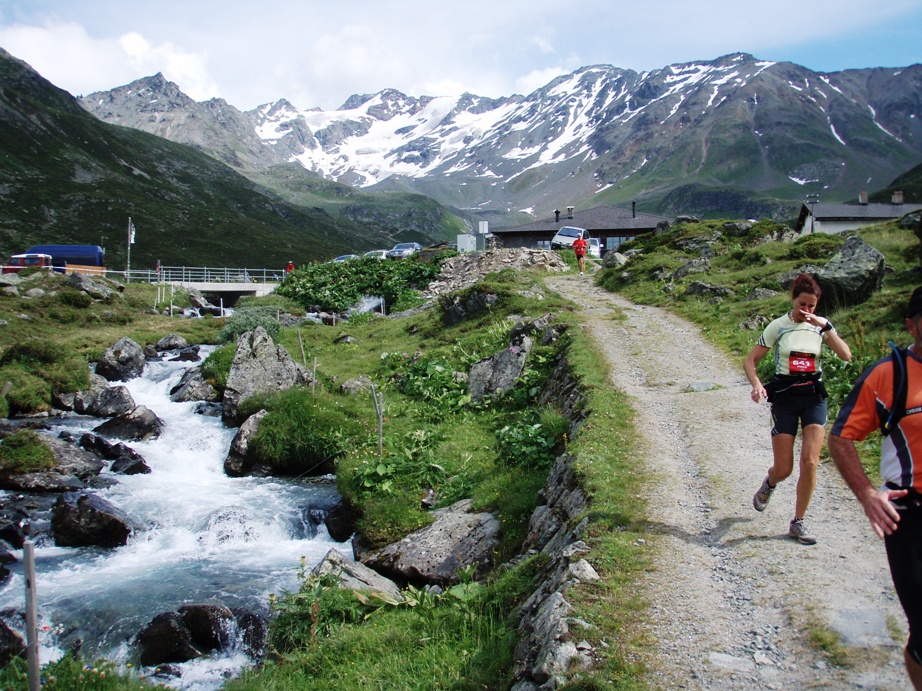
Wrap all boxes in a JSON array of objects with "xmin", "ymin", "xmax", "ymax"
[{"xmin": 546, "ymin": 273, "xmax": 911, "ymax": 690}]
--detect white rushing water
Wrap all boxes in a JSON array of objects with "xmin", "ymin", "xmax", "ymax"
[{"xmin": 0, "ymin": 348, "xmax": 347, "ymax": 689}]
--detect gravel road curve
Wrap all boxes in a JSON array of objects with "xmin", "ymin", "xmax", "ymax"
[{"xmin": 546, "ymin": 273, "xmax": 911, "ymax": 690}]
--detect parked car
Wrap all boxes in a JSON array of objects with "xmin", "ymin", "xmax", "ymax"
[
  {"xmin": 3, "ymin": 253, "xmax": 54, "ymax": 274},
  {"xmin": 333, "ymin": 254, "xmax": 360, "ymax": 262},
  {"xmin": 550, "ymin": 226, "xmax": 588, "ymax": 250},
  {"xmin": 363, "ymin": 249, "xmax": 388, "ymax": 260},
  {"xmin": 386, "ymin": 242, "xmax": 422, "ymax": 259},
  {"xmin": 588, "ymin": 238, "xmax": 602, "ymax": 259}
]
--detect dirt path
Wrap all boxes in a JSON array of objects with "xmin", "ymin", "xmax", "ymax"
[{"xmin": 545, "ymin": 273, "xmax": 911, "ymax": 690}]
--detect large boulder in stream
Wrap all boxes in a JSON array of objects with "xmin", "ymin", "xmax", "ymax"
[
  {"xmin": 51, "ymin": 491, "xmax": 133, "ymax": 548},
  {"xmin": 221, "ymin": 327, "xmax": 310, "ymax": 426},
  {"xmin": 313, "ymin": 548, "xmax": 403, "ymax": 602},
  {"xmin": 355, "ymin": 499, "xmax": 500, "ymax": 585},
  {"xmin": 92, "ymin": 405, "xmax": 165, "ymax": 441},
  {"xmin": 96, "ymin": 337, "xmax": 146, "ymax": 382},
  {"xmin": 136, "ymin": 612, "xmax": 203, "ymax": 666},
  {"xmin": 169, "ymin": 367, "xmax": 219, "ymax": 403},
  {"xmin": 73, "ymin": 374, "xmax": 136, "ymax": 417},
  {"xmin": 223, "ymin": 410, "xmax": 268, "ymax": 477},
  {"xmin": 79, "ymin": 432, "xmax": 151, "ymax": 475}
]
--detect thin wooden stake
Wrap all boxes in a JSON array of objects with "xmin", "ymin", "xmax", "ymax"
[
  {"xmin": 24, "ymin": 541, "xmax": 39, "ymax": 691},
  {"xmin": 298, "ymin": 327, "xmax": 306, "ymax": 365},
  {"xmin": 312, "ymin": 357, "xmax": 317, "ymax": 396},
  {"xmin": 371, "ymin": 384, "xmax": 384, "ymax": 457}
]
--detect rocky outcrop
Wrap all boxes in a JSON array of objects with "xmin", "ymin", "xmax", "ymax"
[
  {"xmin": 325, "ymin": 500, "xmax": 358, "ymax": 542},
  {"xmin": 423, "ymin": 249, "xmax": 569, "ymax": 300},
  {"xmin": 814, "ymin": 235, "xmax": 886, "ymax": 310},
  {"xmin": 0, "ymin": 618, "xmax": 25, "ymax": 667},
  {"xmin": 339, "ymin": 375, "xmax": 374, "ymax": 395},
  {"xmin": 65, "ymin": 272, "xmax": 118, "ymax": 300},
  {"xmin": 223, "ymin": 410, "xmax": 268, "ymax": 477},
  {"xmin": 468, "ymin": 337, "xmax": 533, "ymax": 402},
  {"xmin": 685, "ymin": 280, "xmax": 734, "ymax": 298},
  {"xmin": 136, "ymin": 612, "xmax": 203, "ymax": 666},
  {"xmin": 93, "ymin": 405, "xmax": 165, "ymax": 441},
  {"xmin": 441, "ymin": 289, "xmax": 499, "ymax": 326},
  {"xmin": 313, "ymin": 548, "xmax": 403, "ymax": 601},
  {"xmin": 0, "ymin": 432, "xmax": 106, "ymax": 492},
  {"xmin": 355, "ymin": 499, "xmax": 500, "ymax": 585},
  {"xmin": 96, "ymin": 337, "xmax": 146, "ymax": 382},
  {"xmin": 51, "ymin": 491, "xmax": 133, "ymax": 548},
  {"xmin": 221, "ymin": 327, "xmax": 310, "ymax": 426}
]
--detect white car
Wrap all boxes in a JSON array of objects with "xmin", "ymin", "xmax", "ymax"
[
  {"xmin": 333, "ymin": 254, "xmax": 360, "ymax": 262},
  {"xmin": 588, "ymin": 238, "xmax": 602, "ymax": 259},
  {"xmin": 386, "ymin": 242, "xmax": 422, "ymax": 259},
  {"xmin": 550, "ymin": 226, "xmax": 588, "ymax": 250},
  {"xmin": 363, "ymin": 249, "xmax": 388, "ymax": 260}
]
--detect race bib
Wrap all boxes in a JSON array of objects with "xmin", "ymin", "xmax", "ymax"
[{"xmin": 789, "ymin": 351, "xmax": 816, "ymax": 373}]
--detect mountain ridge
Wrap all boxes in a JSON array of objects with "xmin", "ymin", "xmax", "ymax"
[{"xmin": 80, "ymin": 52, "xmax": 922, "ymax": 225}]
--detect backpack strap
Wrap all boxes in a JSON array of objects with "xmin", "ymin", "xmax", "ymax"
[{"xmin": 883, "ymin": 341, "xmax": 908, "ymax": 437}]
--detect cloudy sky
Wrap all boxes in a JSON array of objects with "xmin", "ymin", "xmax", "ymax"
[{"xmin": 0, "ymin": 0, "xmax": 920, "ymax": 112}]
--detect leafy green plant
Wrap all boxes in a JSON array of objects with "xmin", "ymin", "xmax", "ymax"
[
  {"xmin": 494, "ymin": 414, "xmax": 561, "ymax": 470},
  {"xmin": 201, "ymin": 343, "xmax": 235, "ymax": 392},
  {"xmin": 0, "ymin": 429, "xmax": 55, "ymax": 472},
  {"xmin": 399, "ymin": 358, "xmax": 471, "ymax": 413},
  {"xmin": 0, "ymin": 653, "xmax": 152, "ymax": 691},
  {"xmin": 350, "ymin": 428, "xmax": 447, "ymax": 495},
  {"xmin": 217, "ymin": 307, "xmax": 281, "ymax": 343},
  {"xmin": 277, "ymin": 256, "xmax": 443, "ymax": 313}
]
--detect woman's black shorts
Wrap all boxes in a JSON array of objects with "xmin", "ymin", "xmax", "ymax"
[{"xmin": 770, "ymin": 394, "xmax": 827, "ymax": 437}]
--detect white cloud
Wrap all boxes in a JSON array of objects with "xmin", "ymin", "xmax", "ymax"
[{"xmin": 516, "ymin": 67, "xmax": 571, "ymax": 95}]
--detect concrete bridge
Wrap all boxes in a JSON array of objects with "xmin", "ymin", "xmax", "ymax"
[{"xmin": 125, "ymin": 266, "xmax": 282, "ymax": 305}]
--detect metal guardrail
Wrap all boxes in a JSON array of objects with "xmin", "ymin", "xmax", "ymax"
[{"xmin": 126, "ymin": 266, "xmax": 285, "ymax": 284}]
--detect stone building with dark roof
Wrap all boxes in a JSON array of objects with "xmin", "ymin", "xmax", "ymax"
[
  {"xmin": 794, "ymin": 192, "xmax": 922, "ymax": 234},
  {"xmin": 493, "ymin": 204, "xmax": 671, "ymax": 253}
]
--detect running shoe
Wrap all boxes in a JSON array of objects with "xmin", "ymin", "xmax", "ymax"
[
  {"xmin": 752, "ymin": 476, "xmax": 775, "ymax": 512},
  {"xmin": 788, "ymin": 518, "xmax": 817, "ymax": 545}
]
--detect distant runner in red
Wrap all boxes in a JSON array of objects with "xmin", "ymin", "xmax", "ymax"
[
  {"xmin": 572, "ymin": 234, "xmax": 588, "ymax": 275},
  {"xmin": 286, "ymin": 260, "xmax": 295, "ymax": 274}
]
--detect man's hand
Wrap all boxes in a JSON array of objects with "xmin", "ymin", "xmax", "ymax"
[{"xmin": 858, "ymin": 486, "xmax": 907, "ymax": 538}]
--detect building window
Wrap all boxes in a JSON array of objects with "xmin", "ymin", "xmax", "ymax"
[{"xmin": 606, "ymin": 236, "xmax": 629, "ymax": 249}]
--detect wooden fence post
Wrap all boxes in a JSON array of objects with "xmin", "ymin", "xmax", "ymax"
[{"xmin": 24, "ymin": 541, "xmax": 39, "ymax": 691}]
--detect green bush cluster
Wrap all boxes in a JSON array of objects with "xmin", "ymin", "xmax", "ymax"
[
  {"xmin": 217, "ymin": 307, "xmax": 281, "ymax": 343},
  {"xmin": 251, "ymin": 388, "xmax": 358, "ymax": 475},
  {"xmin": 277, "ymin": 256, "xmax": 443, "ymax": 313},
  {"xmin": 0, "ymin": 429, "xmax": 55, "ymax": 472},
  {"xmin": 0, "ymin": 338, "xmax": 90, "ymax": 415},
  {"xmin": 201, "ymin": 343, "xmax": 235, "ymax": 393},
  {"xmin": 494, "ymin": 407, "xmax": 567, "ymax": 469}
]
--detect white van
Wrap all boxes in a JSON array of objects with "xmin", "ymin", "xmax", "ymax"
[{"xmin": 550, "ymin": 226, "xmax": 588, "ymax": 250}]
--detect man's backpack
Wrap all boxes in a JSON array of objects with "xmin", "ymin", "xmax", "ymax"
[{"xmin": 883, "ymin": 342, "xmax": 921, "ymax": 436}]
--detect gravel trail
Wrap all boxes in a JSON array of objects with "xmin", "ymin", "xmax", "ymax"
[{"xmin": 546, "ymin": 273, "xmax": 910, "ymax": 690}]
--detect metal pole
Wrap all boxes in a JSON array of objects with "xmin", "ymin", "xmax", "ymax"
[
  {"xmin": 126, "ymin": 217, "xmax": 132, "ymax": 284},
  {"xmin": 24, "ymin": 541, "xmax": 39, "ymax": 691}
]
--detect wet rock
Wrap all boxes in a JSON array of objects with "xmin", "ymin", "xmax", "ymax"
[
  {"xmin": 0, "ymin": 618, "xmax": 25, "ymax": 667},
  {"xmin": 96, "ymin": 337, "xmax": 146, "ymax": 382},
  {"xmin": 136, "ymin": 612, "xmax": 203, "ymax": 666},
  {"xmin": 223, "ymin": 410, "xmax": 268, "ymax": 477},
  {"xmin": 179, "ymin": 603, "xmax": 235, "ymax": 652},
  {"xmin": 92, "ymin": 405, "xmax": 164, "ymax": 441},
  {"xmin": 232, "ymin": 608, "xmax": 268, "ymax": 660},
  {"xmin": 51, "ymin": 491, "xmax": 133, "ymax": 548},
  {"xmin": 155, "ymin": 334, "xmax": 190, "ymax": 351},
  {"xmin": 169, "ymin": 367, "xmax": 218, "ymax": 403},
  {"xmin": 73, "ymin": 377, "xmax": 136, "ymax": 418},
  {"xmin": 79, "ymin": 432, "xmax": 150, "ymax": 474},
  {"xmin": 325, "ymin": 500, "xmax": 358, "ymax": 542}
]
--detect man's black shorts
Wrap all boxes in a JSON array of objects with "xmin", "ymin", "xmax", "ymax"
[{"xmin": 885, "ymin": 502, "xmax": 922, "ymax": 665}]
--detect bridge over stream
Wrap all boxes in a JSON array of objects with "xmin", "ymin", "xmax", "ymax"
[{"xmin": 125, "ymin": 266, "xmax": 282, "ymax": 305}]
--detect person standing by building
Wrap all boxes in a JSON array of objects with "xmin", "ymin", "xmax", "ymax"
[
  {"xmin": 744, "ymin": 273, "xmax": 852, "ymax": 544},
  {"xmin": 572, "ymin": 233, "xmax": 588, "ymax": 275},
  {"xmin": 828, "ymin": 286, "xmax": 922, "ymax": 690}
]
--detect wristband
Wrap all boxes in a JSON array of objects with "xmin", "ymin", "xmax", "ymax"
[{"xmin": 820, "ymin": 322, "xmax": 833, "ymax": 333}]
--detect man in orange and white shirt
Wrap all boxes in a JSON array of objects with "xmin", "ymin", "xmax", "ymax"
[
  {"xmin": 829, "ymin": 285, "xmax": 922, "ymax": 690},
  {"xmin": 572, "ymin": 233, "xmax": 588, "ymax": 275}
]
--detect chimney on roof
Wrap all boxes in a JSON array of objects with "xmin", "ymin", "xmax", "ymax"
[
  {"xmin": 858, "ymin": 191, "xmax": 869, "ymax": 205},
  {"xmin": 632, "ymin": 201, "xmax": 636, "ymax": 218},
  {"xmin": 554, "ymin": 208, "xmax": 560, "ymax": 223},
  {"xmin": 892, "ymin": 191, "xmax": 904, "ymax": 205},
  {"xmin": 567, "ymin": 205, "xmax": 574, "ymax": 219}
]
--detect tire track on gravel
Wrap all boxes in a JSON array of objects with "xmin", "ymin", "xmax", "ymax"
[{"xmin": 546, "ymin": 274, "xmax": 910, "ymax": 690}]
